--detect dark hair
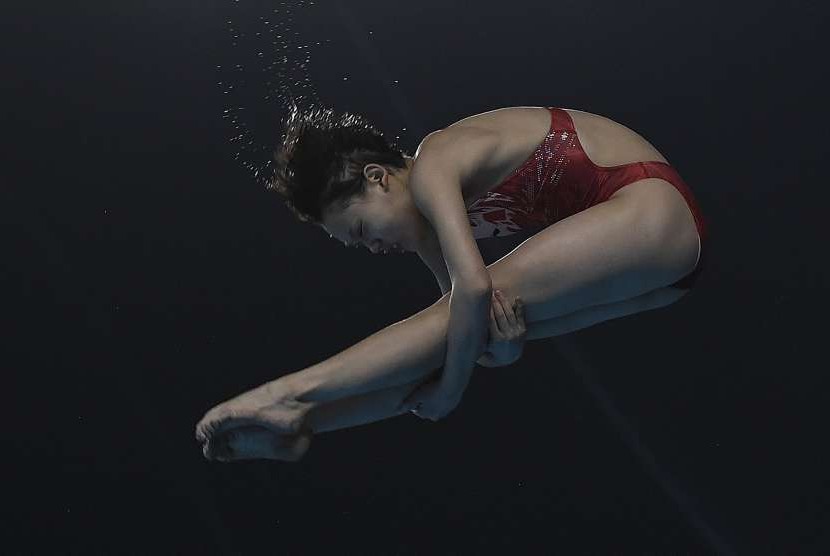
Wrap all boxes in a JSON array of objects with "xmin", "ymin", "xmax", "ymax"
[{"xmin": 267, "ymin": 102, "xmax": 411, "ymax": 225}]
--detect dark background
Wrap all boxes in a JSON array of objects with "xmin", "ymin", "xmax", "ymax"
[{"xmin": 4, "ymin": 0, "xmax": 828, "ymax": 554}]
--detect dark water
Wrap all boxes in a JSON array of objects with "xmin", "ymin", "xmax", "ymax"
[{"xmin": 4, "ymin": 1, "xmax": 828, "ymax": 554}]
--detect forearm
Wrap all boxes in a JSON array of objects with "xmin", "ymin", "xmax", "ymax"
[{"xmin": 440, "ymin": 285, "xmax": 492, "ymax": 391}]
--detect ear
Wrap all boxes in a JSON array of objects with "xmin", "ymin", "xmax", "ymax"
[{"xmin": 364, "ymin": 163, "xmax": 387, "ymax": 185}]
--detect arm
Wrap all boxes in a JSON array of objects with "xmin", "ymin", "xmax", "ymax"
[
  {"xmin": 416, "ymin": 223, "xmax": 452, "ymax": 297},
  {"xmin": 442, "ymin": 283, "xmax": 492, "ymax": 392},
  {"xmin": 416, "ymin": 222, "xmax": 497, "ymax": 367},
  {"xmin": 409, "ymin": 136, "xmax": 496, "ymax": 393}
]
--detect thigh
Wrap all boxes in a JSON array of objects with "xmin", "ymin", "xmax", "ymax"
[
  {"xmin": 524, "ymin": 285, "xmax": 686, "ymax": 341},
  {"xmin": 484, "ymin": 178, "xmax": 700, "ymax": 323}
]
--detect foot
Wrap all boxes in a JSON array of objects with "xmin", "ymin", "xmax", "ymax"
[
  {"xmin": 195, "ymin": 379, "xmax": 314, "ymax": 462},
  {"xmin": 210, "ymin": 425, "xmax": 313, "ymax": 463}
]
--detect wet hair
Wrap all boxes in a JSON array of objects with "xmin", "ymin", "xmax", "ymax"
[{"xmin": 267, "ymin": 102, "xmax": 411, "ymax": 225}]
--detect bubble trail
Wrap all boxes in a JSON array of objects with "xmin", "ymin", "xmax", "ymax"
[{"xmin": 217, "ymin": 0, "xmax": 324, "ymax": 190}]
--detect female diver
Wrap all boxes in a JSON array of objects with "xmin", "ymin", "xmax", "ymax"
[{"xmin": 195, "ymin": 104, "xmax": 708, "ymax": 462}]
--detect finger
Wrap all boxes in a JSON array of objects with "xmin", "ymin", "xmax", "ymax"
[
  {"xmin": 493, "ymin": 291, "xmax": 510, "ymax": 330},
  {"xmin": 501, "ymin": 293, "xmax": 519, "ymax": 327},
  {"xmin": 497, "ymin": 294, "xmax": 516, "ymax": 330},
  {"xmin": 489, "ymin": 301, "xmax": 503, "ymax": 337},
  {"xmin": 515, "ymin": 297, "xmax": 526, "ymax": 324}
]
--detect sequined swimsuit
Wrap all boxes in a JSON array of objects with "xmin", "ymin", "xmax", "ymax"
[{"xmin": 465, "ymin": 107, "xmax": 709, "ymax": 290}]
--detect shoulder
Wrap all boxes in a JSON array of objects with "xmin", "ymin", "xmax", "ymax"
[{"xmin": 411, "ymin": 126, "xmax": 500, "ymax": 189}]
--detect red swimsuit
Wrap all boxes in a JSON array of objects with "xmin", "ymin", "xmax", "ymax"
[{"xmin": 466, "ymin": 107, "xmax": 709, "ymax": 290}]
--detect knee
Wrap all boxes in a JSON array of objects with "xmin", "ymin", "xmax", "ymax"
[
  {"xmin": 433, "ymin": 272, "xmax": 523, "ymax": 314},
  {"xmin": 489, "ymin": 282, "xmax": 523, "ymax": 316},
  {"xmin": 486, "ymin": 264, "xmax": 519, "ymax": 302},
  {"xmin": 417, "ymin": 292, "xmax": 451, "ymax": 337}
]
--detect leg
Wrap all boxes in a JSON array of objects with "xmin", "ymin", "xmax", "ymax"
[
  {"xmin": 205, "ymin": 378, "xmax": 428, "ymax": 462},
  {"xmin": 279, "ymin": 292, "xmax": 454, "ymax": 404},
  {"xmin": 524, "ymin": 285, "xmax": 687, "ymax": 341},
  {"xmin": 282, "ymin": 178, "xmax": 699, "ymax": 404},
  {"xmin": 483, "ymin": 178, "xmax": 701, "ymax": 323},
  {"xmin": 302, "ymin": 287, "xmax": 687, "ymax": 435},
  {"xmin": 304, "ymin": 378, "xmax": 425, "ymax": 434},
  {"xmin": 217, "ymin": 286, "xmax": 689, "ymax": 455},
  {"xmin": 198, "ymin": 178, "xmax": 698, "ymax": 459},
  {"xmin": 201, "ymin": 285, "xmax": 686, "ymax": 460},
  {"xmin": 198, "ymin": 291, "xmax": 454, "ymax": 460}
]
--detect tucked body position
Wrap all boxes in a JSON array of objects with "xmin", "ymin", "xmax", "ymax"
[{"xmin": 195, "ymin": 104, "xmax": 708, "ymax": 462}]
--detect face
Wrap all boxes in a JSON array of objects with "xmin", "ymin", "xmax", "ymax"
[{"xmin": 320, "ymin": 160, "xmax": 426, "ymax": 255}]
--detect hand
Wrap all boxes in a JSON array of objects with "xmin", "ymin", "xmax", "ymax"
[
  {"xmin": 484, "ymin": 290, "xmax": 527, "ymax": 366},
  {"xmin": 398, "ymin": 377, "xmax": 462, "ymax": 422}
]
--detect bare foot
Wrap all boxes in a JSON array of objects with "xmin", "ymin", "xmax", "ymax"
[
  {"xmin": 195, "ymin": 379, "xmax": 314, "ymax": 462},
  {"xmin": 211, "ymin": 425, "xmax": 313, "ymax": 463}
]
